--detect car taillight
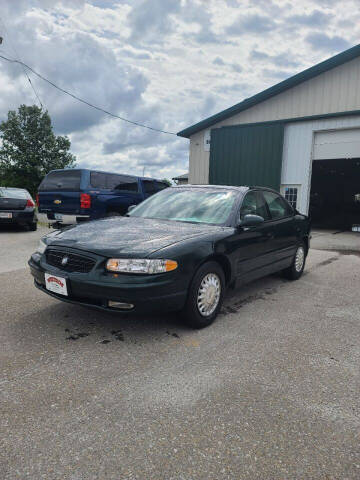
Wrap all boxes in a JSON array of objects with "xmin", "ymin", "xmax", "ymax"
[
  {"xmin": 80, "ymin": 193, "xmax": 91, "ymax": 209},
  {"xmin": 26, "ymin": 199, "xmax": 35, "ymax": 208},
  {"xmin": 36, "ymin": 194, "xmax": 39, "ymax": 207}
]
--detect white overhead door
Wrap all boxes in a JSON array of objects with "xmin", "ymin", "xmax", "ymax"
[{"xmin": 313, "ymin": 128, "xmax": 360, "ymax": 160}]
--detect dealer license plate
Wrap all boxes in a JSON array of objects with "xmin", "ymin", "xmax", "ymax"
[
  {"xmin": 45, "ymin": 273, "xmax": 68, "ymax": 296},
  {"xmin": 352, "ymin": 225, "xmax": 360, "ymax": 232},
  {"xmin": 0, "ymin": 212, "xmax": 12, "ymax": 218}
]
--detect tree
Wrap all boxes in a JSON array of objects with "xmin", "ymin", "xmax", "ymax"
[
  {"xmin": 0, "ymin": 105, "xmax": 76, "ymax": 196},
  {"xmin": 161, "ymin": 178, "xmax": 172, "ymax": 186}
]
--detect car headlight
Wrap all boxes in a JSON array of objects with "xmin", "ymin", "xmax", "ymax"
[
  {"xmin": 36, "ymin": 239, "xmax": 47, "ymax": 254},
  {"xmin": 106, "ymin": 258, "xmax": 178, "ymax": 274}
]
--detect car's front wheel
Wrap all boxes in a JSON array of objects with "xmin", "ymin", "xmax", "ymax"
[{"xmin": 182, "ymin": 261, "xmax": 225, "ymax": 329}]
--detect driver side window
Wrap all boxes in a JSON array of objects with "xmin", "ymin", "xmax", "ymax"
[{"xmin": 240, "ymin": 191, "xmax": 269, "ymax": 220}]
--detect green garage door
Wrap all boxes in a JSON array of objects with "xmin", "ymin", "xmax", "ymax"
[{"xmin": 209, "ymin": 123, "xmax": 284, "ymax": 190}]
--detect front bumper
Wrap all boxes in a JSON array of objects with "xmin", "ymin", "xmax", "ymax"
[
  {"xmin": 0, "ymin": 210, "xmax": 35, "ymax": 225},
  {"xmin": 28, "ymin": 250, "xmax": 188, "ymax": 314}
]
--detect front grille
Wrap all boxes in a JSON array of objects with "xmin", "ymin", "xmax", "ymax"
[{"xmin": 45, "ymin": 249, "xmax": 96, "ymax": 273}]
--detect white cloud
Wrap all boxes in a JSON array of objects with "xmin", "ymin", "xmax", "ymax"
[{"xmin": 0, "ymin": 0, "xmax": 358, "ymax": 180}]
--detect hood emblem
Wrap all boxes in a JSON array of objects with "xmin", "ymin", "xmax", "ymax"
[
  {"xmin": 61, "ymin": 256, "xmax": 69, "ymax": 266},
  {"xmin": 54, "ymin": 199, "xmax": 62, "ymax": 204}
]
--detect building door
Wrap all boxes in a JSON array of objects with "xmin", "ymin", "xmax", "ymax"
[{"xmin": 310, "ymin": 128, "xmax": 360, "ymax": 229}]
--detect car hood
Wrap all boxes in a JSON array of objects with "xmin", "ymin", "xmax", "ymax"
[{"xmin": 45, "ymin": 216, "xmax": 226, "ymax": 257}]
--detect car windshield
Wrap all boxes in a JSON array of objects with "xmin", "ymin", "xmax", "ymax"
[
  {"xmin": 0, "ymin": 188, "xmax": 29, "ymax": 199},
  {"xmin": 129, "ymin": 188, "xmax": 237, "ymax": 225}
]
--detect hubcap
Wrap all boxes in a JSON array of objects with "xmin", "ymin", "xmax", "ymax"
[
  {"xmin": 295, "ymin": 246, "xmax": 305, "ymax": 272},
  {"xmin": 197, "ymin": 273, "xmax": 221, "ymax": 317}
]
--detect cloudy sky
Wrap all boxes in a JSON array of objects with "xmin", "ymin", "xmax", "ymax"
[{"xmin": 0, "ymin": 0, "xmax": 358, "ymax": 180}]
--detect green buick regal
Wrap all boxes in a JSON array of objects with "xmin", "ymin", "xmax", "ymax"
[{"xmin": 28, "ymin": 185, "xmax": 310, "ymax": 328}]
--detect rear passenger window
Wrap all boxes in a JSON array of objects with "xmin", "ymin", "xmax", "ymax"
[
  {"xmin": 107, "ymin": 175, "xmax": 138, "ymax": 192},
  {"xmin": 90, "ymin": 173, "xmax": 139, "ymax": 192},
  {"xmin": 143, "ymin": 180, "xmax": 169, "ymax": 195},
  {"xmin": 263, "ymin": 191, "xmax": 293, "ymax": 219},
  {"xmin": 240, "ymin": 191, "xmax": 270, "ymax": 220},
  {"xmin": 90, "ymin": 172, "xmax": 107, "ymax": 189}
]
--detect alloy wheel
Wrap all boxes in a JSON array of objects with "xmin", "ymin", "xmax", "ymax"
[{"xmin": 295, "ymin": 246, "xmax": 305, "ymax": 272}]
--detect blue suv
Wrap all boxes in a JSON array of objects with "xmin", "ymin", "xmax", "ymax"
[{"xmin": 37, "ymin": 169, "xmax": 169, "ymax": 224}]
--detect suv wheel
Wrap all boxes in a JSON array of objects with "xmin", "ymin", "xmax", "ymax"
[
  {"xmin": 106, "ymin": 211, "xmax": 122, "ymax": 217},
  {"xmin": 28, "ymin": 222, "xmax": 37, "ymax": 231},
  {"xmin": 182, "ymin": 261, "xmax": 225, "ymax": 329}
]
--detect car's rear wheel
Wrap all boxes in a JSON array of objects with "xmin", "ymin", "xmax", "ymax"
[
  {"xmin": 182, "ymin": 261, "xmax": 225, "ymax": 329},
  {"xmin": 282, "ymin": 242, "xmax": 306, "ymax": 280}
]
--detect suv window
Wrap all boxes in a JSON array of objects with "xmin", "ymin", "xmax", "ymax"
[
  {"xmin": 90, "ymin": 172, "xmax": 107, "ymax": 189},
  {"xmin": 90, "ymin": 172, "xmax": 139, "ymax": 192},
  {"xmin": 240, "ymin": 191, "xmax": 270, "ymax": 220},
  {"xmin": 263, "ymin": 191, "xmax": 293, "ymax": 219},
  {"xmin": 106, "ymin": 174, "xmax": 139, "ymax": 192},
  {"xmin": 39, "ymin": 170, "xmax": 81, "ymax": 191},
  {"xmin": 143, "ymin": 180, "xmax": 169, "ymax": 195}
]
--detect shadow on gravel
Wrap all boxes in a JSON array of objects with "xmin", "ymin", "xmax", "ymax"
[
  {"xmin": 18, "ymin": 300, "xmax": 185, "ymax": 348},
  {"xmin": 17, "ymin": 272, "xmax": 299, "ymax": 346},
  {"xmin": 0, "ymin": 224, "xmax": 29, "ymax": 233}
]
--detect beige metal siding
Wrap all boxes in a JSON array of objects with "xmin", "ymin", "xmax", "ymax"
[
  {"xmin": 189, "ymin": 131, "xmax": 209, "ymax": 183},
  {"xmin": 313, "ymin": 128, "xmax": 360, "ymax": 159},
  {"xmin": 189, "ymin": 56, "xmax": 360, "ymax": 184}
]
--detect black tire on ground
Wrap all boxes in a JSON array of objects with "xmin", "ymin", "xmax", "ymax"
[
  {"xmin": 106, "ymin": 211, "xmax": 122, "ymax": 217},
  {"xmin": 182, "ymin": 261, "xmax": 225, "ymax": 329},
  {"xmin": 281, "ymin": 241, "xmax": 306, "ymax": 280},
  {"xmin": 28, "ymin": 222, "xmax": 37, "ymax": 231}
]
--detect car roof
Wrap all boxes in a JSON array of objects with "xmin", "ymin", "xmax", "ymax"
[
  {"xmin": 47, "ymin": 168, "xmax": 162, "ymax": 182},
  {"xmin": 171, "ymin": 184, "xmax": 280, "ymax": 194}
]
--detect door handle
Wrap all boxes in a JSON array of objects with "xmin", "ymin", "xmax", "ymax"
[{"xmin": 265, "ymin": 232, "xmax": 274, "ymax": 239}]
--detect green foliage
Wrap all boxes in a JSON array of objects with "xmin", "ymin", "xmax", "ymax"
[
  {"xmin": 161, "ymin": 178, "xmax": 172, "ymax": 186},
  {"xmin": 0, "ymin": 105, "xmax": 76, "ymax": 196}
]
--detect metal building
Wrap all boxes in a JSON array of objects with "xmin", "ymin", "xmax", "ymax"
[
  {"xmin": 178, "ymin": 44, "xmax": 360, "ymax": 228},
  {"xmin": 172, "ymin": 172, "xmax": 189, "ymax": 185}
]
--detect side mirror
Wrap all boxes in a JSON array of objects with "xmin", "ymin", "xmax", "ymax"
[
  {"xmin": 239, "ymin": 214, "xmax": 264, "ymax": 227},
  {"xmin": 127, "ymin": 205, "xmax": 136, "ymax": 213}
]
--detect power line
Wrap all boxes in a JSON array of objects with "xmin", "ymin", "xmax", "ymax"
[
  {"xmin": 0, "ymin": 17, "xmax": 44, "ymax": 109},
  {"xmin": 0, "ymin": 53, "xmax": 177, "ymax": 136}
]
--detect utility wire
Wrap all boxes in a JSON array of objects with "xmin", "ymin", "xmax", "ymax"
[
  {"xmin": 0, "ymin": 17, "xmax": 44, "ymax": 109},
  {"xmin": 0, "ymin": 53, "xmax": 177, "ymax": 136}
]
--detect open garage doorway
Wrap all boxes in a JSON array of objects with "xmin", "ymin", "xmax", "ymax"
[
  {"xmin": 309, "ymin": 128, "xmax": 360, "ymax": 230},
  {"xmin": 309, "ymin": 158, "xmax": 360, "ymax": 229}
]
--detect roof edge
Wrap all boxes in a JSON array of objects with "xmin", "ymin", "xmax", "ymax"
[{"xmin": 177, "ymin": 43, "xmax": 360, "ymax": 138}]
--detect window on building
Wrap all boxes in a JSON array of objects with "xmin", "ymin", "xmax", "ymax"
[{"xmin": 283, "ymin": 186, "xmax": 299, "ymax": 210}]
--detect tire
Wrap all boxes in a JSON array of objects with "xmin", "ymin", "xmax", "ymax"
[
  {"xmin": 28, "ymin": 222, "xmax": 37, "ymax": 231},
  {"xmin": 106, "ymin": 211, "xmax": 122, "ymax": 217},
  {"xmin": 182, "ymin": 261, "xmax": 225, "ymax": 329},
  {"xmin": 282, "ymin": 242, "xmax": 306, "ymax": 280}
]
